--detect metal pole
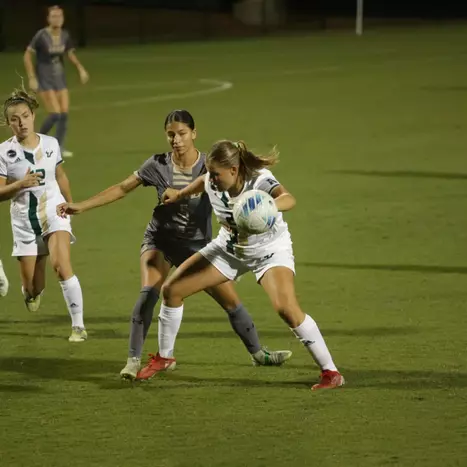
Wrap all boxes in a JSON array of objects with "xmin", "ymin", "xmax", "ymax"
[{"xmin": 356, "ymin": 0, "xmax": 363, "ymax": 36}]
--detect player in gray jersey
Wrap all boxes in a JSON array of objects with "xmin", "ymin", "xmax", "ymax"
[
  {"xmin": 24, "ymin": 5, "xmax": 89, "ymax": 158},
  {"xmin": 58, "ymin": 110, "xmax": 292, "ymax": 380}
]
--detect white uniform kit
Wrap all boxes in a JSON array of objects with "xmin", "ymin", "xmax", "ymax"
[
  {"xmin": 200, "ymin": 168, "xmax": 295, "ymax": 281},
  {"xmin": 0, "ymin": 134, "xmax": 74, "ymax": 256}
]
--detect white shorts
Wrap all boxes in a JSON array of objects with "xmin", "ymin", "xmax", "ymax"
[
  {"xmin": 11, "ymin": 214, "xmax": 75, "ymax": 257},
  {"xmin": 199, "ymin": 235, "xmax": 295, "ymax": 282}
]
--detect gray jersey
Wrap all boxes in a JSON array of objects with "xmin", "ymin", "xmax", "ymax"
[
  {"xmin": 136, "ymin": 152, "xmax": 212, "ymax": 242},
  {"xmin": 28, "ymin": 28, "xmax": 73, "ymax": 89}
]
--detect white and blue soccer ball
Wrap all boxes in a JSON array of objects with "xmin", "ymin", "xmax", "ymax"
[{"xmin": 233, "ymin": 189, "xmax": 278, "ymax": 235}]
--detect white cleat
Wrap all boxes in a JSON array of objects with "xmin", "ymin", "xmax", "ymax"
[
  {"xmin": 22, "ymin": 287, "xmax": 43, "ymax": 312},
  {"xmin": 251, "ymin": 346, "xmax": 293, "ymax": 366},
  {"xmin": 0, "ymin": 261, "xmax": 9, "ymax": 297},
  {"xmin": 62, "ymin": 149, "xmax": 73, "ymax": 158},
  {"xmin": 120, "ymin": 357, "xmax": 141, "ymax": 381},
  {"xmin": 69, "ymin": 327, "xmax": 87, "ymax": 343}
]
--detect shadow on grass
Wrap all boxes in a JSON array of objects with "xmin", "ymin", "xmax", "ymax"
[
  {"xmin": 328, "ymin": 169, "xmax": 467, "ymax": 180},
  {"xmin": 0, "ymin": 383, "xmax": 42, "ymax": 393},
  {"xmin": 0, "ymin": 315, "xmax": 229, "ymax": 326},
  {"xmin": 298, "ymin": 261, "xmax": 467, "ymax": 275},
  {"xmin": 1, "ymin": 356, "xmax": 466, "ymax": 391},
  {"xmin": 0, "ymin": 329, "xmax": 128, "ymax": 340},
  {"xmin": 0, "ymin": 326, "xmax": 420, "ymax": 341}
]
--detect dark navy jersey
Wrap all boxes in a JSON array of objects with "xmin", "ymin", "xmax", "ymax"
[
  {"xmin": 28, "ymin": 28, "xmax": 73, "ymax": 77},
  {"xmin": 136, "ymin": 152, "xmax": 212, "ymax": 242}
]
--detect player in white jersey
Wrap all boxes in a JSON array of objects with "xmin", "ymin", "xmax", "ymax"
[
  {"xmin": 160, "ymin": 140, "xmax": 345, "ymax": 390},
  {"xmin": 0, "ymin": 88, "xmax": 86, "ymax": 342}
]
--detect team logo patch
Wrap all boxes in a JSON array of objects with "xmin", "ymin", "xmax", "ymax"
[
  {"xmin": 7, "ymin": 150, "xmax": 16, "ymax": 158},
  {"xmin": 46, "ymin": 150, "xmax": 53, "ymax": 158}
]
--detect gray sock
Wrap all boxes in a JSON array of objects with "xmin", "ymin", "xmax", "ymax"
[
  {"xmin": 128, "ymin": 286, "xmax": 160, "ymax": 358},
  {"xmin": 56, "ymin": 113, "xmax": 69, "ymax": 148},
  {"xmin": 39, "ymin": 113, "xmax": 60, "ymax": 134},
  {"xmin": 225, "ymin": 303, "xmax": 262, "ymax": 354}
]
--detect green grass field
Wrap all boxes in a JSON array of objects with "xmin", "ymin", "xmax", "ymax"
[{"xmin": 1, "ymin": 24, "xmax": 467, "ymax": 466}]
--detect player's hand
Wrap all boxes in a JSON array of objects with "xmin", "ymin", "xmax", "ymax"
[
  {"xmin": 20, "ymin": 168, "xmax": 41, "ymax": 188},
  {"xmin": 79, "ymin": 68, "xmax": 89, "ymax": 85},
  {"xmin": 28, "ymin": 77, "xmax": 39, "ymax": 92},
  {"xmin": 57, "ymin": 202, "xmax": 83, "ymax": 217},
  {"xmin": 162, "ymin": 188, "xmax": 181, "ymax": 204}
]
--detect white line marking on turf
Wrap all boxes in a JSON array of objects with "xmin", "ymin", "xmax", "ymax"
[
  {"xmin": 70, "ymin": 78, "xmax": 233, "ymax": 111},
  {"xmin": 82, "ymin": 80, "xmax": 190, "ymax": 91}
]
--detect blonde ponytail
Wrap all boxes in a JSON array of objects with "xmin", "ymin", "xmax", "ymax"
[{"xmin": 207, "ymin": 140, "xmax": 279, "ymax": 179}]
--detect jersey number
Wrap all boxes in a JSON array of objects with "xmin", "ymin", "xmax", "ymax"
[{"xmin": 31, "ymin": 169, "xmax": 45, "ymax": 186}]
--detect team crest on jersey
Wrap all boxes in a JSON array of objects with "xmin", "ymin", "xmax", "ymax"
[
  {"xmin": 46, "ymin": 150, "xmax": 53, "ymax": 158},
  {"xmin": 7, "ymin": 150, "xmax": 16, "ymax": 158}
]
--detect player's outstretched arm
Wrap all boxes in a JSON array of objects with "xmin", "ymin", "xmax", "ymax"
[
  {"xmin": 270, "ymin": 184, "xmax": 296, "ymax": 212},
  {"xmin": 57, "ymin": 173, "xmax": 142, "ymax": 216},
  {"xmin": 162, "ymin": 174, "xmax": 206, "ymax": 204}
]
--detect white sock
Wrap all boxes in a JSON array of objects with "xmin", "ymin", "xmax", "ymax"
[
  {"xmin": 59, "ymin": 275, "xmax": 84, "ymax": 328},
  {"xmin": 292, "ymin": 314, "xmax": 338, "ymax": 372},
  {"xmin": 158, "ymin": 303, "xmax": 184, "ymax": 358}
]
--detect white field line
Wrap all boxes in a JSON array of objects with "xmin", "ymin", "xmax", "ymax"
[{"xmin": 70, "ymin": 78, "xmax": 233, "ymax": 111}]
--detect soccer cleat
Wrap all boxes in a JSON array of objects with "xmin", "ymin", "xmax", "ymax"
[
  {"xmin": 0, "ymin": 262, "xmax": 9, "ymax": 297},
  {"xmin": 136, "ymin": 353, "xmax": 176, "ymax": 381},
  {"xmin": 62, "ymin": 149, "xmax": 73, "ymax": 158},
  {"xmin": 120, "ymin": 357, "xmax": 141, "ymax": 381},
  {"xmin": 68, "ymin": 327, "xmax": 87, "ymax": 343},
  {"xmin": 311, "ymin": 370, "xmax": 345, "ymax": 391},
  {"xmin": 251, "ymin": 346, "xmax": 293, "ymax": 366},
  {"xmin": 22, "ymin": 287, "xmax": 42, "ymax": 312}
]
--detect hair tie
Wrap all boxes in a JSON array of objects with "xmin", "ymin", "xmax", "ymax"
[{"xmin": 233, "ymin": 141, "xmax": 239, "ymax": 149}]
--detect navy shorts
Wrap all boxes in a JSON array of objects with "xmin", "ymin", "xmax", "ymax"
[
  {"xmin": 141, "ymin": 230, "xmax": 209, "ymax": 267},
  {"xmin": 37, "ymin": 71, "xmax": 67, "ymax": 92}
]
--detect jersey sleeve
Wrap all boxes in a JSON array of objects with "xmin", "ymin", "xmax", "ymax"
[
  {"xmin": 28, "ymin": 30, "xmax": 42, "ymax": 52},
  {"xmin": 56, "ymin": 141, "xmax": 64, "ymax": 166},
  {"xmin": 255, "ymin": 171, "xmax": 280, "ymax": 194},
  {"xmin": 64, "ymin": 30, "xmax": 75, "ymax": 52},
  {"xmin": 0, "ymin": 151, "xmax": 7, "ymax": 178},
  {"xmin": 135, "ymin": 156, "xmax": 159, "ymax": 187}
]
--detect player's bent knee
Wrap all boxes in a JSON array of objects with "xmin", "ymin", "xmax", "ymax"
[
  {"xmin": 272, "ymin": 300, "xmax": 303, "ymax": 327},
  {"xmin": 161, "ymin": 281, "xmax": 175, "ymax": 301},
  {"xmin": 50, "ymin": 259, "xmax": 73, "ymax": 281}
]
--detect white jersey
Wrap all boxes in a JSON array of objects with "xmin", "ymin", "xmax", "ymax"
[
  {"xmin": 204, "ymin": 168, "xmax": 290, "ymax": 258},
  {"xmin": 0, "ymin": 134, "xmax": 66, "ymax": 238}
]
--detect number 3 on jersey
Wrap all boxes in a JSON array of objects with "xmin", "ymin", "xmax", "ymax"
[{"xmin": 30, "ymin": 168, "xmax": 45, "ymax": 186}]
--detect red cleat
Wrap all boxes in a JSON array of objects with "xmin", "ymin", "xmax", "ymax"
[
  {"xmin": 136, "ymin": 353, "xmax": 177, "ymax": 381},
  {"xmin": 311, "ymin": 370, "xmax": 345, "ymax": 391}
]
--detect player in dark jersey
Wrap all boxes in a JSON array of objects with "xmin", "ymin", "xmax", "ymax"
[
  {"xmin": 57, "ymin": 110, "xmax": 292, "ymax": 380},
  {"xmin": 24, "ymin": 5, "xmax": 89, "ymax": 158}
]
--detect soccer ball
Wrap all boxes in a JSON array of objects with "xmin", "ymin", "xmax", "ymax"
[{"xmin": 233, "ymin": 190, "xmax": 278, "ymax": 234}]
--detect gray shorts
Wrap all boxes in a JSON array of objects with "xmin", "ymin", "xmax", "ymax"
[
  {"xmin": 141, "ymin": 231, "xmax": 209, "ymax": 267},
  {"xmin": 37, "ymin": 71, "xmax": 67, "ymax": 92}
]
